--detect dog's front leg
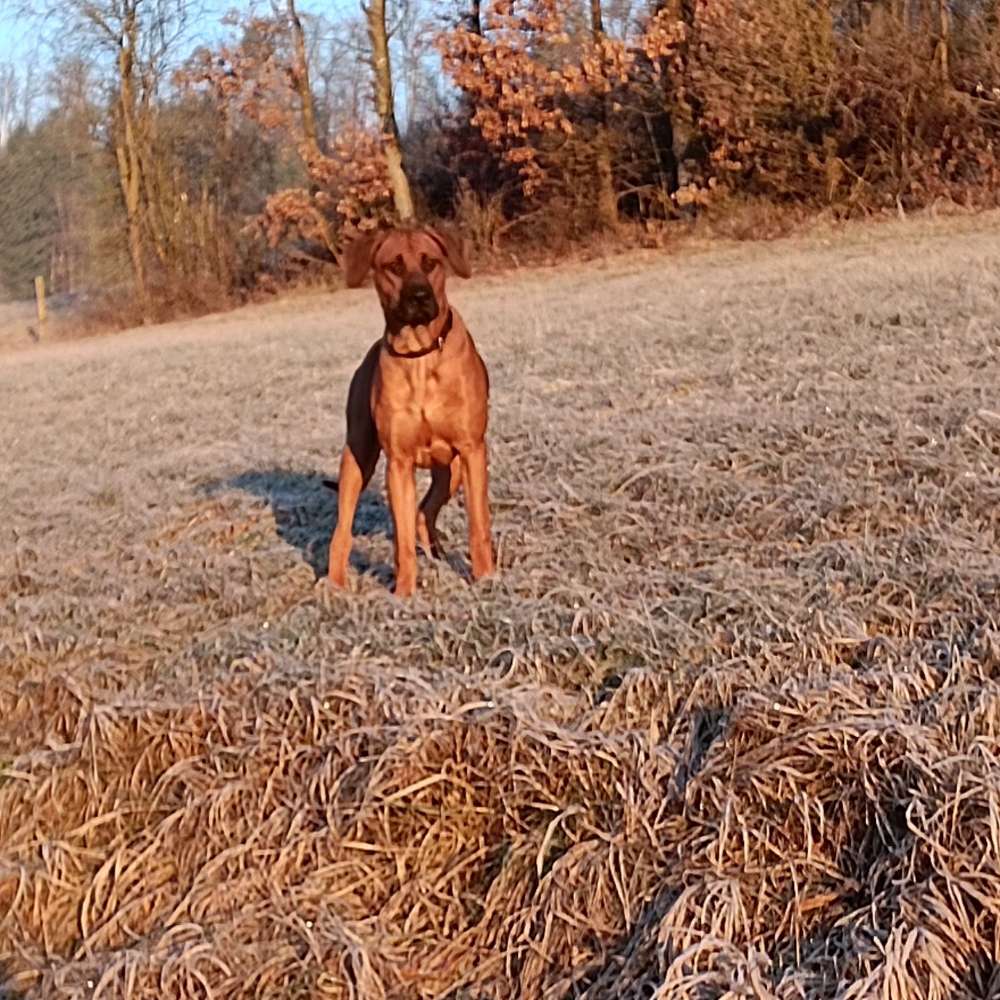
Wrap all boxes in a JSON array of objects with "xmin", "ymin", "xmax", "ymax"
[
  {"xmin": 461, "ymin": 444, "xmax": 495, "ymax": 581},
  {"xmin": 387, "ymin": 456, "xmax": 418, "ymax": 596},
  {"xmin": 328, "ymin": 446, "xmax": 363, "ymax": 588}
]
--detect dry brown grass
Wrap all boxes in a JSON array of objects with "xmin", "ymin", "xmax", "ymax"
[{"xmin": 2, "ymin": 215, "xmax": 1000, "ymax": 998}]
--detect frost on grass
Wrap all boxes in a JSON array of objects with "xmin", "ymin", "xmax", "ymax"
[{"xmin": 2, "ymin": 219, "xmax": 1000, "ymax": 998}]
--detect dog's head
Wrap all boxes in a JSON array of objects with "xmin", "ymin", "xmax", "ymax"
[{"xmin": 342, "ymin": 226, "xmax": 472, "ymax": 329}]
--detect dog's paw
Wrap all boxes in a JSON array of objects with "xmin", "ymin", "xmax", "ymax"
[{"xmin": 320, "ymin": 572, "xmax": 349, "ymax": 593}]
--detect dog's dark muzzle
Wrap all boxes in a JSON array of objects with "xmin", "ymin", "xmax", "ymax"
[{"xmin": 397, "ymin": 280, "xmax": 439, "ymax": 326}]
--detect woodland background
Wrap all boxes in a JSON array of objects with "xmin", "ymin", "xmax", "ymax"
[{"xmin": 2, "ymin": 0, "xmax": 1000, "ymax": 327}]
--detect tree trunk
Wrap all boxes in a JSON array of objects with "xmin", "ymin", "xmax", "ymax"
[
  {"xmin": 365, "ymin": 0, "xmax": 415, "ymax": 222},
  {"xmin": 117, "ymin": 141, "xmax": 149, "ymax": 319},
  {"xmin": 114, "ymin": 12, "xmax": 151, "ymax": 322},
  {"xmin": 467, "ymin": 0, "xmax": 483, "ymax": 35},
  {"xmin": 663, "ymin": 0, "xmax": 700, "ymax": 208},
  {"xmin": 288, "ymin": 0, "xmax": 321, "ymax": 159},
  {"xmin": 935, "ymin": 0, "xmax": 950, "ymax": 83},
  {"xmin": 590, "ymin": 0, "xmax": 619, "ymax": 231},
  {"xmin": 287, "ymin": 0, "xmax": 337, "ymax": 257}
]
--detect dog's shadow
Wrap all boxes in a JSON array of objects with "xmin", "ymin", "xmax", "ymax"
[
  {"xmin": 204, "ymin": 469, "xmax": 394, "ymax": 581},
  {"xmin": 206, "ymin": 468, "xmax": 471, "ymax": 586}
]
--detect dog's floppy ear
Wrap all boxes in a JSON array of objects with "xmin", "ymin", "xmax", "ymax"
[
  {"xmin": 342, "ymin": 229, "xmax": 386, "ymax": 288},
  {"xmin": 426, "ymin": 226, "xmax": 472, "ymax": 279}
]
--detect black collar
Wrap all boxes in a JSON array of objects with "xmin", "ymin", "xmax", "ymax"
[{"xmin": 384, "ymin": 309, "xmax": 454, "ymax": 359}]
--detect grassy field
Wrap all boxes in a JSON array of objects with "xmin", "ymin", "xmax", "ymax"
[
  {"xmin": 0, "ymin": 301, "xmax": 40, "ymax": 352},
  {"xmin": 2, "ymin": 216, "xmax": 1000, "ymax": 998}
]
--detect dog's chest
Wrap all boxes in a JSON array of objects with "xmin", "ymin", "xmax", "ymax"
[{"xmin": 376, "ymin": 364, "xmax": 460, "ymax": 465}]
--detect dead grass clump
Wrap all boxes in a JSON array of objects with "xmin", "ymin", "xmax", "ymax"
[{"xmin": 3, "ymin": 642, "xmax": 1000, "ymax": 998}]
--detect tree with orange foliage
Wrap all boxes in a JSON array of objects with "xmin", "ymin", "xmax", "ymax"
[
  {"xmin": 181, "ymin": 5, "xmax": 395, "ymax": 268},
  {"xmin": 670, "ymin": 0, "xmax": 1000, "ymax": 212},
  {"xmin": 439, "ymin": 0, "xmax": 686, "ymax": 229},
  {"xmin": 439, "ymin": 0, "xmax": 578, "ymax": 199}
]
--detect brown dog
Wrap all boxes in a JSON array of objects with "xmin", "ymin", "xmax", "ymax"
[{"xmin": 327, "ymin": 226, "xmax": 495, "ymax": 597}]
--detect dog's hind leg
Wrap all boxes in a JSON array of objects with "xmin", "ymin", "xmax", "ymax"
[{"xmin": 417, "ymin": 458, "xmax": 462, "ymax": 559}]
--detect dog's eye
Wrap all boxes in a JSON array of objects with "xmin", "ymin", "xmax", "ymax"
[
  {"xmin": 387, "ymin": 257, "xmax": 405, "ymax": 277},
  {"xmin": 421, "ymin": 255, "xmax": 439, "ymax": 273}
]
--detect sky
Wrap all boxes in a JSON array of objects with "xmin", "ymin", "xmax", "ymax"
[
  {"xmin": 0, "ymin": 1, "xmax": 287, "ymax": 122},
  {"xmin": 0, "ymin": 2, "xmax": 368, "ymax": 71},
  {"xmin": 0, "ymin": 0, "xmax": 431, "ymax": 132},
  {"xmin": 0, "ymin": 0, "xmax": 363, "ymax": 65},
  {"xmin": 3, "ymin": 1, "xmax": 235, "ymax": 49},
  {"xmin": 0, "ymin": 13, "xmax": 33, "ymax": 67}
]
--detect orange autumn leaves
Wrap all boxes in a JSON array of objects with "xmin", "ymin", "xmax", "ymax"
[
  {"xmin": 164, "ymin": 0, "xmax": 1000, "ymax": 274},
  {"xmin": 439, "ymin": 0, "xmax": 686, "ymax": 195},
  {"xmin": 179, "ymin": 15, "xmax": 392, "ymax": 257},
  {"xmin": 181, "ymin": 0, "xmax": 690, "ymax": 251}
]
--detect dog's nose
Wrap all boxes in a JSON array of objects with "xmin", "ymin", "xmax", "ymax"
[
  {"xmin": 400, "ymin": 281, "xmax": 438, "ymax": 322},
  {"xmin": 408, "ymin": 285, "xmax": 434, "ymax": 307}
]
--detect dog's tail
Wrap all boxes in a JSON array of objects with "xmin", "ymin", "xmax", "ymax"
[{"xmin": 322, "ymin": 478, "xmax": 338, "ymax": 491}]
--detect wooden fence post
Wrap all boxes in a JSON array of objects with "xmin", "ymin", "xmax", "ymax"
[{"xmin": 33, "ymin": 275, "xmax": 47, "ymax": 339}]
